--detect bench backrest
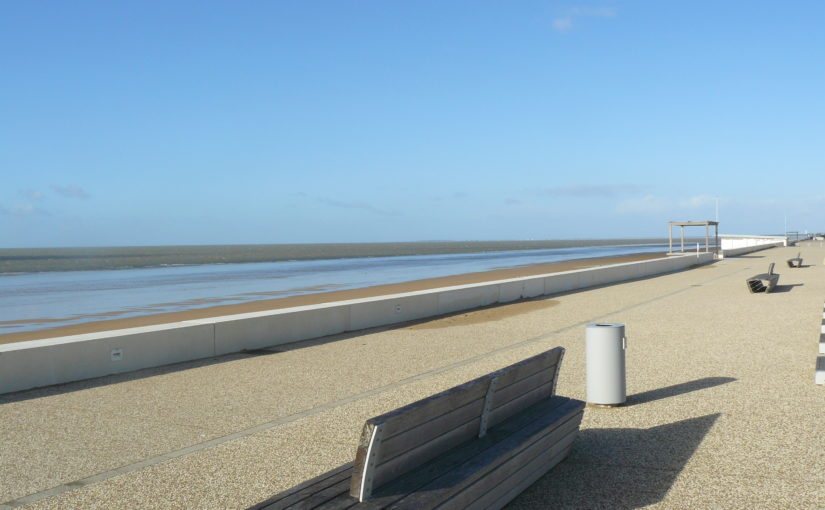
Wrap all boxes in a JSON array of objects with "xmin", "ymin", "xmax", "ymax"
[
  {"xmin": 768, "ymin": 262, "xmax": 775, "ymax": 275},
  {"xmin": 349, "ymin": 347, "xmax": 565, "ymax": 501}
]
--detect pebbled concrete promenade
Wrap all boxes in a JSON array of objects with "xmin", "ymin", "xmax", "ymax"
[{"xmin": 1, "ymin": 245, "xmax": 823, "ymax": 509}]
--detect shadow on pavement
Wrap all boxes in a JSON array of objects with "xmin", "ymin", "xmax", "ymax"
[
  {"xmin": 626, "ymin": 376, "xmax": 736, "ymax": 406},
  {"xmin": 771, "ymin": 283, "xmax": 804, "ymax": 293},
  {"xmin": 508, "ymin": 413, "xmax": 721, "ymax": 509}
]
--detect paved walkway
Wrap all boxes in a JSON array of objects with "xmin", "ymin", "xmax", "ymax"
[{"xmin": 1, "ymin": 245, "xmax": 823, "ymax": 509}]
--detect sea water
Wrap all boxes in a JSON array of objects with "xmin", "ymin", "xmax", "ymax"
[{"xmin": 0, "ymin": 240, "xmax": 669, "ymax": 335}]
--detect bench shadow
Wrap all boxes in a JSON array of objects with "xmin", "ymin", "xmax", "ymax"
[
  {"xmin": 508, "ymin": 413, "xmax": 721, "ymax": 510},
  {"xmin": 626, "ymin": 377, "xmax": 736, "ymax": 406},
  {"xmin": 772, "ymin": 283, "xmax": 804, "ymax": 293}
]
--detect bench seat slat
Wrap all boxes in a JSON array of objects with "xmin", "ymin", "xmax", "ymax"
[
  {"xmin": 289, "ymin": 478, "xmax": 353, "ymax": 510},
  {"xmin": 251, "ymin": 464, "xmax": 354, "ymax": 510},
  {"xmin": 381, "ymin": 396, "xmax": 583, "ymax": 509},
  {"xmin": 441, "ymin": 421, "xmax": 580, "ymax": 510},
  {"xmin": 465, "ymin": 435, "xmax": 576, "ymax": 510}
]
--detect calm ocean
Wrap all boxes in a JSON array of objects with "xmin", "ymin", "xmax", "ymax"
[{"xmin": 0, "ymin": 240, "xmax": 669, "ymax": 335}]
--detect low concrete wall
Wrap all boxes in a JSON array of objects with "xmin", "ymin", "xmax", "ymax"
[
  {"xmin": 720, "ymin": 242, "xmax": 783, "ymax": 258},
  {"xmin": 721, "ymin": 235, "xmax": 786, "ymax": 250},
  {"xmin": 0, "ymin": 253, "xmax": 713, "ymax": 395}
]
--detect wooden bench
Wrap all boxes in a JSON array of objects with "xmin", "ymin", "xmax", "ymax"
[
  {"xmin": 249, "ymin": 347, "xmax": 585, "ymax": 510},
  {"xmin": 787, "ymin": 252, "xmax": 803, "ymax": 268},
  {"xmin": 746, "ymin": 263, "xmax": 779, "ymax": 293}
]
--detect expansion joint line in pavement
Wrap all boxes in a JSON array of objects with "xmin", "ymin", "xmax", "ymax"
[{"xmin": 0, "ymin": 264, "xmax": 749, "ymax": 509}]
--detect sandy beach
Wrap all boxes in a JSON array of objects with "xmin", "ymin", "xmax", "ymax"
[{"xmin": 0, "ymin": 252, "xmax": 663, "ymax": 345}]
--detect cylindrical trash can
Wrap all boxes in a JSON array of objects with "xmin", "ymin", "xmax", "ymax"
[{"xmin": 585, "ymin": 323, "xmax": 626, "ymax": 406}]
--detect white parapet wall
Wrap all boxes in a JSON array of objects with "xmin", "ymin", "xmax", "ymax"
[
  {"xmin": 719, "ymin": 235, "xmax": 786, "ymax": 258},
  {"xmin": 0, "ymin": 253, "xmax": 713, "ymax": 395}
]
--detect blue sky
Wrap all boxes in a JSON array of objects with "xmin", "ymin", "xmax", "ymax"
[{"xmin": 2, "ymin": 1, "xmax": 823, "ymax": 248}]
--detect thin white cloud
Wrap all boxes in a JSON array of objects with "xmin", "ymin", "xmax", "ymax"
[
  {"xmin": 51, "ymin": 184, "xmax": 90, "ymax": 199},
  {"xmin": 553, "ymin": 5, "xmax": 617, "ymax": 33},
  {"xmin": 616, "ymin": 194, "xmax": 717, "ymax": 213},
  {"xmin": 317, "ymin": 197, "xmax": 401, "ymax": 216},
  {"xmin": 1, "ymin": 203, "xmax": 50, "ymax": 216},
  {"xmin": 571, "ymin": 7, "xmax": 617, "ymax": 17},
  {"xmin": 553, "ymin": 17, "xmax": 573, "ymax": 32},
  {"xmin": 20, "ymin": 189, "xmax": 45, "ymax": 201},
  {"xmin": 430, "ymin": 191, "xmax": 469, "ymax": 202},
  {"xmin": 541, "ymin": 183, "xmax": 645, "ymax": 198}
]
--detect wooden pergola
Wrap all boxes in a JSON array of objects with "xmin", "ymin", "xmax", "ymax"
[{"xmin": 668, "ymin": 221, "xmax": 719, "ymax": 256}]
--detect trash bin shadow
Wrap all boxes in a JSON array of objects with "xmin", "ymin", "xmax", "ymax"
[
  {"xmin": 626, "ymin": 377, "xmax": 736, "ymax": 406},
  {"xmin": 507, "ymin": 413, "xmax": 721, "ymax": 510}
]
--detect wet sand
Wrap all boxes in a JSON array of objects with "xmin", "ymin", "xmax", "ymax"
[{"xmin": 0, "ymin": 252, "xmax": 663, "ymax": 344}]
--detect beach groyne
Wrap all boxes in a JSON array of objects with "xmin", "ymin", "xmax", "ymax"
[{"xmin": 0, "ymin": 253, "xmax": 712, "ymax": 395}]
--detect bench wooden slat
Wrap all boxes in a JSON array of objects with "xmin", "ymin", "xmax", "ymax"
[
  {"xmin": 381, "ymin": 396, "xmax": 583, "ymax": 509},
  {"xmin": 369, "ymin": 379, "xmax": 490, "ymax": 440},
  {"xmin": 376, "ymin": 348, "xmax": 562, "ymax": 440},
  {"xmin": 488, "ymin": 379, "xmax": 554, "ymax": 429},
  {"xmin": 353, "ymin": 396, "xmax": 577, "ymax": 509},
  {"xmin": 370, "ymin": 414, "xmax": 484, "ymax": 489},
  {"xmin": 466, "ymin": 436, "xmax": 576, "ymax": 510},
  {"xmin": 378, "ymin": 361, "xmax": 560, "ymax": 466},
  {"xmin": 351, "ymin": 348, "xmax": 564, "ymax": 500},
  {"xmin": 485, "ymin": 349, "xmax": 561, "ymax": 394},
  {"xmin": 376, "ymin": 398, "xmax": 485, "ymax": 464},
  {"xmin": 489, "ymin": 364, "xmax": 557, "ymax": 416},
  {"xmin": 447, "ymin": 423, "xmax": 578, "ymax": 510},
  {"xmin": 290, "ymin": 478, "xmax": 353, "ymax": 510},
  {"xmin": 265, "ymin": 398, "xmax": 582, "ymax": 510},
  {"xmin": 251, "ymin": 464, "xmax": 354, "ymax": 510},
  {"xmin": 314, "ymin": 496, "xmax": 359, "ymax": 510},
  {"xmin": 376, "ymin": 347, "xmax": 563, "ymax": 438}
]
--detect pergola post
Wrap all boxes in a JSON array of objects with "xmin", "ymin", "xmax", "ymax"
[{"xmin": 705, "ymin": 224, "xmax": 709, "ymax": 252}]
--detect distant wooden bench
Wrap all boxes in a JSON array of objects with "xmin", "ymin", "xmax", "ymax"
[
  {"xmin": 249, "ymin": 347, "xmax": 585, "ymax": 510},
  {"xmin": 787, "ymin": 252, "xmax": 803, "ymax": 268},
  {"xmin": 746, "ymin": 263, "xmax": 779, "ymax": 293}
]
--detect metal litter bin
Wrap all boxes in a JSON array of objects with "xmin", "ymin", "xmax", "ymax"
[{"xmin": 585, "ymin": 323, "xmax": 626, "ymax": 406}]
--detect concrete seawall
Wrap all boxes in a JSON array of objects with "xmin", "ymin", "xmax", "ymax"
[
  {"xmin": 0, "ymin": 253, "xmax": 713, "ymax": 395},
  {"xmin": 720, "ymin": 242, "xmax": 784, "ymax": 258}
]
